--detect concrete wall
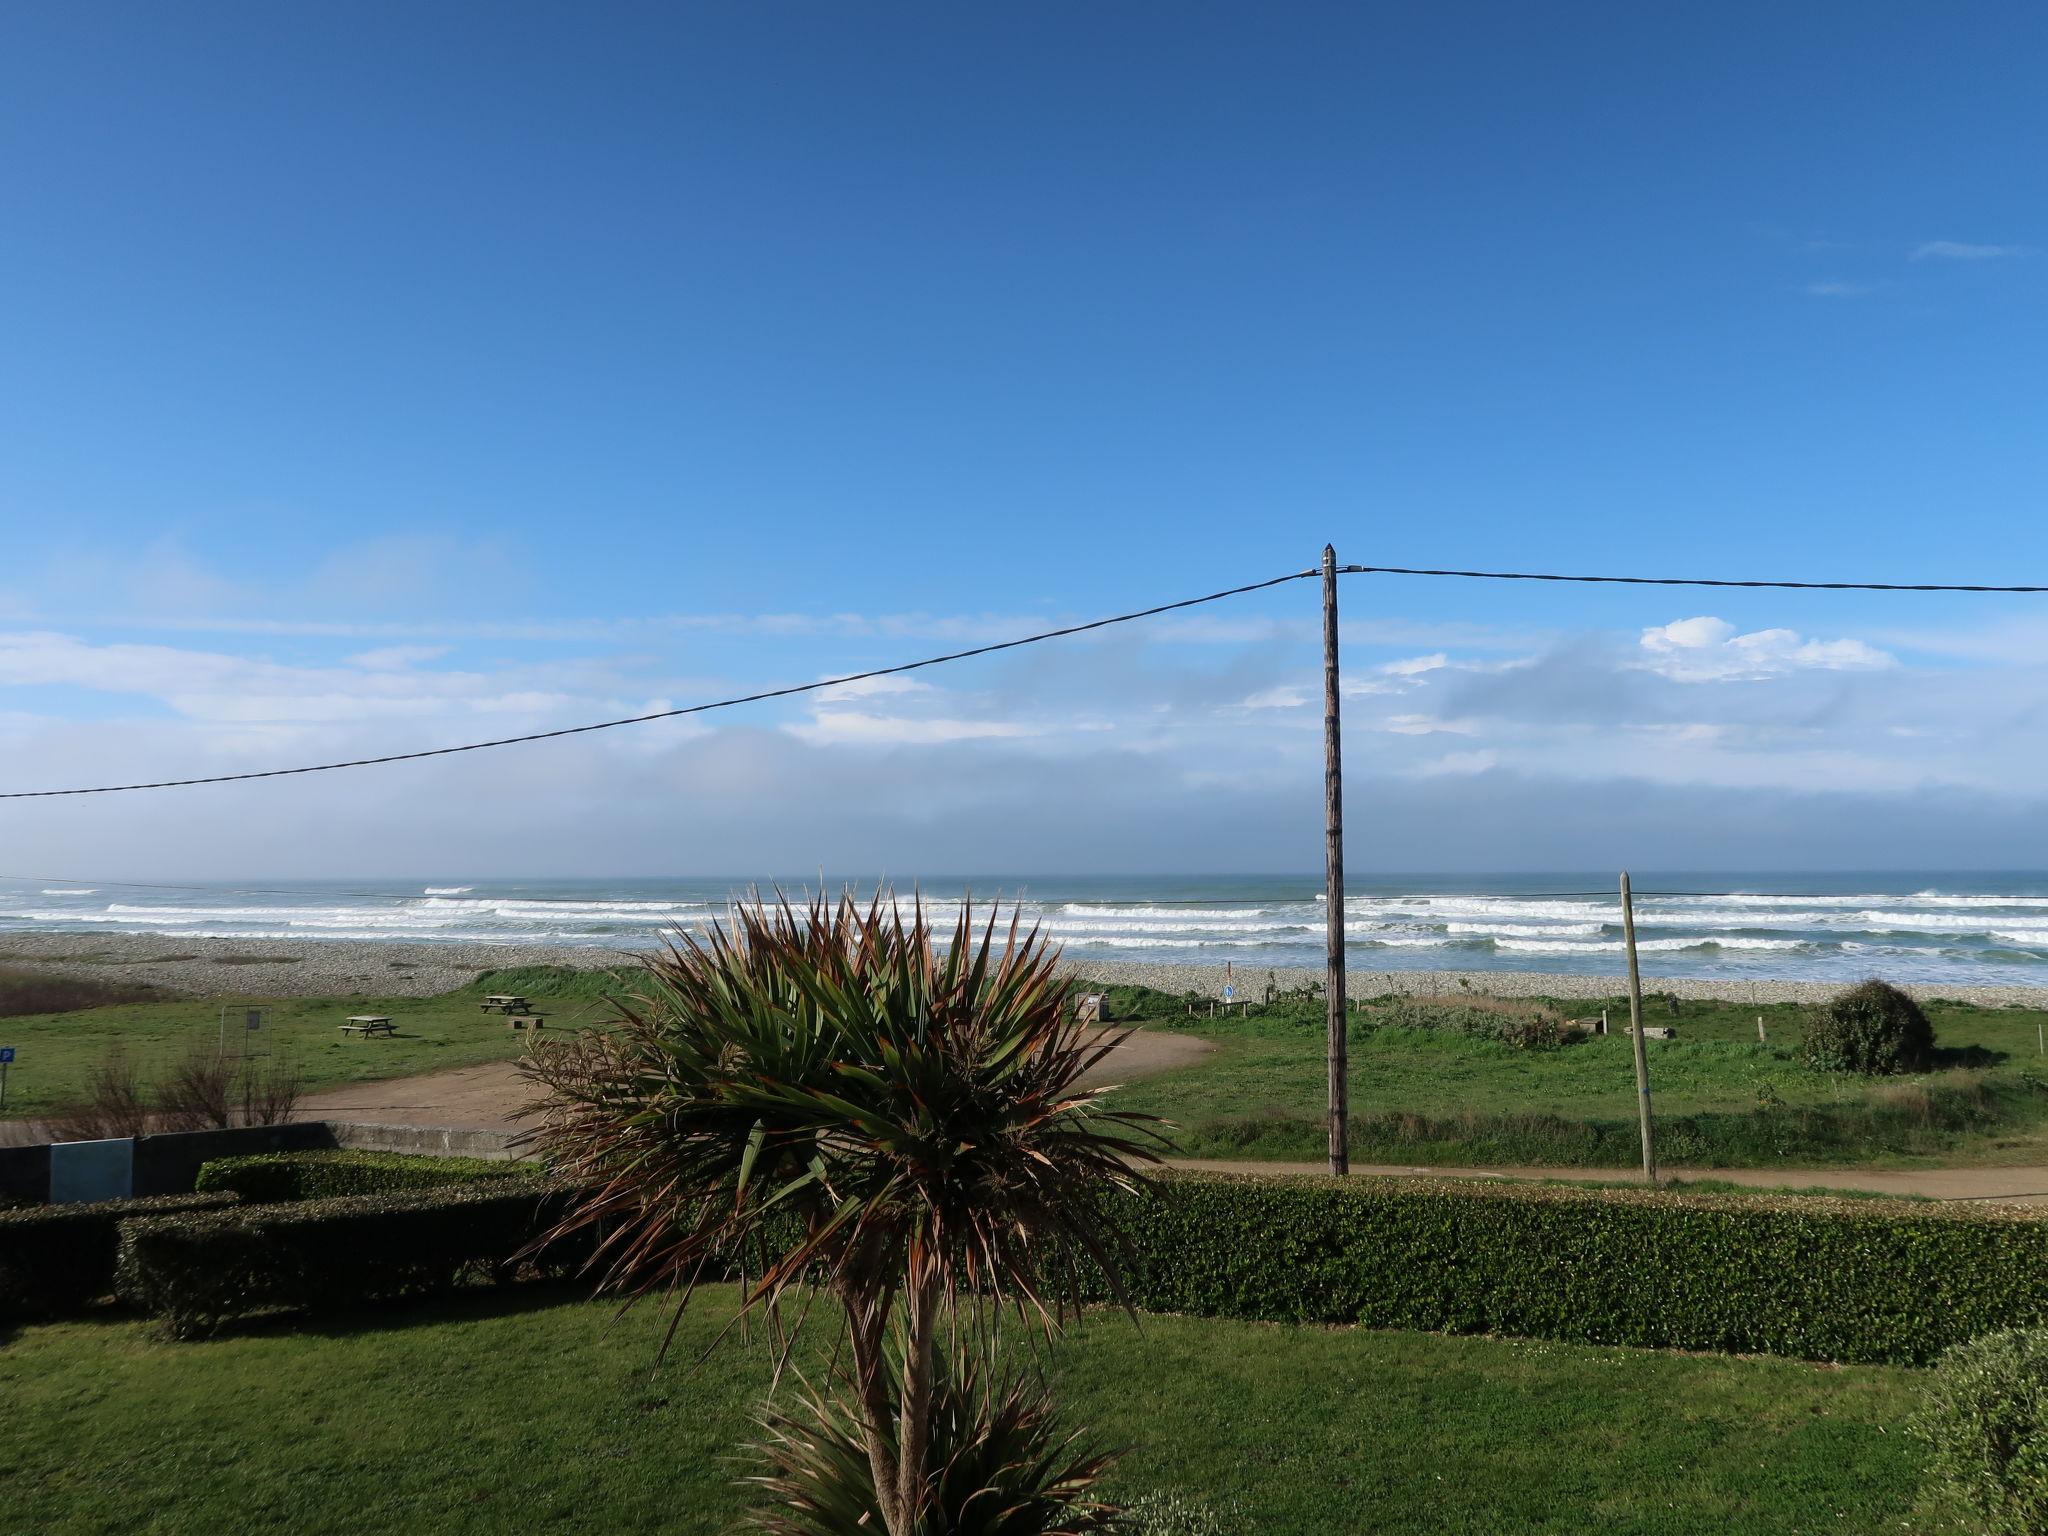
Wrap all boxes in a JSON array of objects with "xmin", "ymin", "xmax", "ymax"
[{"xmin": 324, "ymin": 1122, "xmax": 530, "ymax": 1161}]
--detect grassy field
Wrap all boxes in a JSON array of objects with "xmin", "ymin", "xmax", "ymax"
[
  {"xmin": 2, "ymin": 1283, "xmax": 1929, "ymax": 1535},
  {"xmin": 1099, "ymin": 984, "xmax": 2048, "ymax": 1167},
  {"xmin": 12, "ymin": 963, "xmax": 2048, "ymax": 1171},
  {"xmin": 0, "ymin": 966, "xmax": 630, "ymax": 1123}
]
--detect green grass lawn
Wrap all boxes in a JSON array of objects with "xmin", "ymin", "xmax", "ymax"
[
  {"xmin": 1099, "ymin": 986, "xmax": 2048, "ymax": 1168},
  {"xmin": 0, "ymin": 966, "xmax": 632, "ymax": 1122},
  {"xmin": 1, "ymin": 1284, "xmax": 1929, "ymax": 1535}
]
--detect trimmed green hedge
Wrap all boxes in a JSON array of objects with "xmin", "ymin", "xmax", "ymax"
[
  {"xmin": 195, "ymin": 1149, "xmax": 533, "ymax": 1203},
  {"xmin": 1095, "ymin": 1173, "xmax": 2048, "ymax": 1365},
  {"xmin": 113, "ymin": 1180, "xmax": 589, "ymax": 1338},
  {"xmin": 0, "ymin": 1192, "xmax": 242, "ymax": 1319}
]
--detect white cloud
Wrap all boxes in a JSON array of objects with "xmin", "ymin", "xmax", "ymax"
[
  {"xmin": 1379, "ymin": 714, "xmax": 1480, "ymax": 736},
  {"xmin": 347, "ymin": 645, "xmax": 451, "ymax": 670},
  {"xmin": 783, "ymin": 712, "xmax": 1040, "ymax": 745},
  {"xmin": 1806, "ymin": 280, "xmax": 1878, "ymax": 298},
  {"xmin": 1410, "ymin": 749, "xmax": 1499, "ymax": 777},
  {"xmin": 1910, "ymin": 241, "xmax": 2030, "ymax": 261},
  {"xmin": 1637, "ymin": 616, "xmax": 1894, "ymax": 682},
  {"xmin": 1241, "ymin": 685, "xmax": 1310, "ymax": 710},
  {"xmin": 813, "ymin": 674, "xmax": 936, "ymax": 704},
  {"xmin": 1380, "ymin": 653, "xmax": 1449, "ymax": 676}
]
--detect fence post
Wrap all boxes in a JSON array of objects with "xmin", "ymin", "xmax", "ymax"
[
  {"xmin": 1323, "ymin": 543, "xmax": 1349, "ymax": 1176},
  {"xmin": 1620, "ymin": 871, "xmax": 1657, "ymax": 1182}
]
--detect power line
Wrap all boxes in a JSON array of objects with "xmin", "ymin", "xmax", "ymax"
[
  {"xmin": 0, "ymin": 568, "xmax": 1317, "ymax": 799},
  {"xmin": 4, "ymin": 556, "xmax": 2043, "ymax": 800},
  {"xmin": 1341, "ymin": 564, "xmax": 2048, "ymax": 593}
]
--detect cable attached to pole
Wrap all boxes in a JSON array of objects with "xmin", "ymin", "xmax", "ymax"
[
  {"xmin": 0, "ymin": 569, "xmax": 1317, "ymax": 799},
  {"xmin": 1341, "ymin": 564, "xmax": 2048, "ymax": 593}
]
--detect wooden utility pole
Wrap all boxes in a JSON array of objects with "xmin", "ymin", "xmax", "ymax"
[
  {"xmin": 1323, "ymin": 544, "xmax": 1349, "ymax": 1175},
  {"xmin": 1620, "ymin": 871, "xmax": 1656, "ymax": 1182}
]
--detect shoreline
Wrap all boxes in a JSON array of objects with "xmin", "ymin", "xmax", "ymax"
[{"xmin": 5, "ymin": 930, "xmax": 2048, "ymax": 1008}]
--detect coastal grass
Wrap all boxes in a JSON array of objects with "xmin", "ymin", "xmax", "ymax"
[
  {"xmin": 0, "ymin": 1283, "xmax": 1926, "ymax": 1535},
  {"xmin": 11, "ymin": 964, "xmax": 2048, "ymax": 1172},
  {"xmin": 0, "ymin": 970, "xmax": 628, "ymax": 1122},
  {"xmin": 1096, "ymin": 984, "xmax": 2048, "ymax": 1167}
]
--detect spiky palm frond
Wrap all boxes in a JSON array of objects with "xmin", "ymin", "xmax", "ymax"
[
  {"xmin": 520, "ymin": 891, "xmax": 1164, "ymax": 1338},
  {"xmin": 741, "ymin": 1351, "xmax": 1125, "ymax": 1536}
]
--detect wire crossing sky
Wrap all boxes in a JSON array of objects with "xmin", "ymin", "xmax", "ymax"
[
  {"xmin": 2, "ymin": 561, "xmax": 2039, "ymax": 800},
  {"xmin": 3, "ymin": 4, "xmax": 2044, "ymax": 875}
]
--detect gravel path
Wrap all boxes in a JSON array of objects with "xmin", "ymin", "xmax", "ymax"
[{"xmin": 6, "ymin": 931, "xmax": 2048, "ymax": 1008}]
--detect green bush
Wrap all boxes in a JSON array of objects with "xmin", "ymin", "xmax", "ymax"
[
  {"xmin": 1088, "ymin": 1173, "xmax": 2048, "ymax": 1365},
  {"xmin": 1913, "ymin": 1329, "xmax": 2048, "ymax": 1534},
  {"xmin": 0, "ymin": 1191, "xmax": 241, "ymax": 1319},
  {"xmin": 114, "ymin": 1180, "xmax": 588, "ymax": 1339},
  {"xmin": 195, "ymin": 1149, "xmax": 533, "ymax": 1202},
  {"xmin": 1801, "ymin": 979, "xmax": 1935, "ymax": 1075},
  {"xmin": 1369, "ymin": 1000, "xmax": 1566, "ymax": 1050}
]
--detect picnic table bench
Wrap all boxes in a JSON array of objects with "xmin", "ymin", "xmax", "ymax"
[
  {"xmin": 340, "ymin": 1015, "xmax": 396, "ymax": 1038},
  {"xmin": 505, "ymin": 1014, "xmax": 546, "ymax": 1031},
  {"xmin": 480, "ymin": 995, "xmax": 530, "ymax": 1014}
]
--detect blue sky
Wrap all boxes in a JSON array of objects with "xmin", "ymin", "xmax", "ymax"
[{"xmin": 1, "ymin": 2, "xmax": 2044, "ymax": 875}]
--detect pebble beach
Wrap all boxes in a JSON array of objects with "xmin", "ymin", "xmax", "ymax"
[{"xmin": 6, "ymin": 931, "xmax": 2048, "ymax": 1008}]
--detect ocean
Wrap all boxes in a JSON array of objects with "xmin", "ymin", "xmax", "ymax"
[{"xmin": 8, "ymin": 873, "xmax": 2048, "ymax": 987}]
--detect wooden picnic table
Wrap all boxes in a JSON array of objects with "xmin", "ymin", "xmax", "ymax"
[
  {"xmin": 340, "ymin": 1015, "xmax": 396, "ymax": 1038},
  {"xmin": 479, "ymin": 995, "xmax": 530, "ymax": 1013}
]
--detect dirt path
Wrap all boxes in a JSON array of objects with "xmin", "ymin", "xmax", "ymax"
[
  {"xmin": 1165, "ymin": 1157, "xmax": 2048, "ymax": 1204},
  {"xmin": 300, "ymin": 1025, "xmax": 1214, "ymax": 1133}
]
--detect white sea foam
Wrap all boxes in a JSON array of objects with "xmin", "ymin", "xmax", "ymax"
[
  {"xmin": 1493, "ymin": 936, "xmax": 1809, "ymax": 955},
  {"xmin": 40, "ymin": 887, "xmax": 96, "ymax": 895},
  {"xmin": 423, "ymin": 886, "xmax": 474, "ymax": 895},
  {"xmin": 1445, "ymin": 922, "xmax": 1606, "ymax": 938}
]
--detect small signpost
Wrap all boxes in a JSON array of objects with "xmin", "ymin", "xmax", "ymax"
[
  {"xmin": 0, "ymin": 1045, "xmax": 13, "ymax": 1113},
  {"xmin": 1223, "ymin": 961, "xmax": 1235, "ymax": 1005}
]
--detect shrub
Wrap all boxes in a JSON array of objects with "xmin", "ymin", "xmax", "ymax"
[
  {"xmin": 1368, "ymin": 997, "xmax": 1567, "ymax": 1050},
  {"xmin": 114, "ymin": 1180, "xmax": 586, "ymax": 1338},
  {"xmin": 742, "ymin": 1350, "xmax": 1122, "ymax": 1536},
  {"xmin": 1086, "ymin": 1172, "xmax": 2048, "ymax": 1365},
  {"xmin": 195, "ymin": 1149, "xmax": 533, "ymax": 1203},
  {"xmin": 0, "ymin": 964, "xmax": 169, "ymax": 1018},
  {"xmin": 1801, "ymin": 979, "xmax": 1935, "ymax": 1075},
  {"xmin": 0, "ymin": 1191, "xmax": 241, "ymax": 1319},
  {"xmin": 156, "ymin": 1041, "xmax": 305, "ymax": 1131},
  {"xmin": 46, "ymin": 1046, "xmax": 152, "ymax": 1142},
  {"xmin": 1913, "ymin": 1329, "xmax": 2048, "ymax": 1534}
]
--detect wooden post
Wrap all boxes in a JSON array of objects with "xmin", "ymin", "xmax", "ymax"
[
  {"xmin": 1621, "ymin": 871, "xmax": 1656, "ymax": 1182},
  {"xmin": 1757, "ymin": 1015, "xmax": 1766, "ymax": 1043},
  {"xmin": 1323, "ymin": 543, "xmax": 1349, "ymax": 1176}
]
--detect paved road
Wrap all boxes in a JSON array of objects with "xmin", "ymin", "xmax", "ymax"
[
  {"xmin": 1166, "ymin": 1157, "xmax": 2048, "ymax": 1203},
  {"xmin": 301, "ymin": 1025, "xmax": 1215, "ymax": 1132}
]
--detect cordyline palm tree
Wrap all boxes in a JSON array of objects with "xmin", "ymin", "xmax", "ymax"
[{"xmin": 521, "ymin": 892, "xmax": 1163, "ymax": 1536}]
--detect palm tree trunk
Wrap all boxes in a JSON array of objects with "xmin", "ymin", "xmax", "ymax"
[
  {"xmin": 844, "ymin": 1288, "xmax": 909, "ymax": 1536},
  {"xmin": 894, "ymin": 1274, "xmax": 940, "ymax": 1527}
]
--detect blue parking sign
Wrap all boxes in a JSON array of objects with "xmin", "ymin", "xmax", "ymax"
[{"xmin": 0, "ymin": 1047, "xmax": 14, "ymax": 1063}]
